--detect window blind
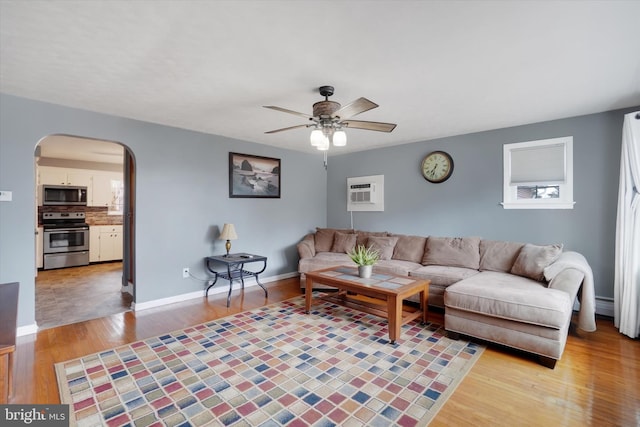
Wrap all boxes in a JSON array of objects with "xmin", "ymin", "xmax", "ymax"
[{"xmin": 509, "ymin": 143, "xmax": 566, "ymax": 186}]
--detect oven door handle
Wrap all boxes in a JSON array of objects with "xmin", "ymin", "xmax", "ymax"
[{"xmin": 44, "ymin": 227, "xmax": 89, "ymax": 232}]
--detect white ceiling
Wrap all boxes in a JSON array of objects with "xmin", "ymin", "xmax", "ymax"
[
  {"xmin": 1, "ymin": 0, "xmax": 639, "ymax": 158},
  {"xmin": 38, "ymin": 135, "xmax": 124, "ymax": 165}
]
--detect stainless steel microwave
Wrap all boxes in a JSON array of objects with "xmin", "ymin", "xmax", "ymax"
[{"xmin": 40, "ymin": 185, "xmax": 88, "ymax": 206}]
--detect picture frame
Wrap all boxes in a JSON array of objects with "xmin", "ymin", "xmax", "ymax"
[{"xmin": 229, "ymin": 152, "xmax": 281, "ymax": 198}]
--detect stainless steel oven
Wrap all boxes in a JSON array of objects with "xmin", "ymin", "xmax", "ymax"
[{"xmin": 42, "ymin": 212, "xmax": 90, "ymax": 270}]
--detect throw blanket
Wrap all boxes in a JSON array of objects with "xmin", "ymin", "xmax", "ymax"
[{"xmin": 544, "ymin": 251, "xmax": 597, "ymax": 332}]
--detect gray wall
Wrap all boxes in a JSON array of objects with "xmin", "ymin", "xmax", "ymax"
[
  {"xmin": 0, "ymin": 94, "xmax": 327, "ymax": 328},
  {"xmin": 327, "ymin": 107, "xmax": 639, "ymax": 300}
]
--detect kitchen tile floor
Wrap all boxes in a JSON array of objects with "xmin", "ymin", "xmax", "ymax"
[{"xmin": 35, "ymin": 262, "xmax": 133, "ymax": 330}]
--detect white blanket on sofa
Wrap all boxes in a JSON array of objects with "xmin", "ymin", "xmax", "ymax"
[{"xmin": 544, "ymin": 251, "xmax": 597, "ymax": 332}]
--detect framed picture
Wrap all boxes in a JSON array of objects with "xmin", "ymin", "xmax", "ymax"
[{"xmin": 229, "ymin": 152, "xmax": 281, "ymax": 198}]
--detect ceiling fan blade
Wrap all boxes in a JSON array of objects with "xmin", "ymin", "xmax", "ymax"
[
  {"xmin": 263, "ymin": 105, "xmax": 313, "ymax": 119},
  {"xmin": 265, "ymin": 124, "xmax": 309, "ymax": 134},
  {"xmin": 333, "ymin": 97, "xmax": 378, "ymax": 119},
  {"xmin": 342, "ymin": 120, "xmax": 397, "ymax": 133}
]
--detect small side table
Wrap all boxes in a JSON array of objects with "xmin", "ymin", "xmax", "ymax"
[{"xmin": 204, "ymin": 253, "xmax": 268, "ymax": 307}]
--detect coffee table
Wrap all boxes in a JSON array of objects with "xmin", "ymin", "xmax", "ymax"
[{"xmin": 304, "ymin": 266, "xmax": 430, "ymax": 344}]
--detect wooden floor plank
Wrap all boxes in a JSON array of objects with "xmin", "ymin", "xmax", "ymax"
[{"xmin": 8, "ymin": 264, "xmax": 640, "ymax": 425}]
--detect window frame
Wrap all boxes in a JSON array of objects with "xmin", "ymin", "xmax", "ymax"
[
  {"xmin": 502, "ymin": 136, "xmax": 575, "ymax": 209},
  {"xmin": 107, "ymin": 178, "xmax": 125, "ymax": 215}
]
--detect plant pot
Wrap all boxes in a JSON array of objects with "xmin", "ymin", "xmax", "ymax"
[{"xmin": 358, "ymin": 265, "xmax": 373, "ymax": 279}]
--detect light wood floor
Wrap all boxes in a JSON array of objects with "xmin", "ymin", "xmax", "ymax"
[
  {"xmin": 5, "ymin": 277, "xmax": 639, "ymax": 426},
  {"xmin": 35, "ymin": 262, "xmax": 132, "ymax": 329}
]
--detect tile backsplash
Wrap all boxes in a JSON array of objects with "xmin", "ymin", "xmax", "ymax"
[
  {"xmin": 85, "ymin": 206, "xmax": 124, "ymax": 225},
  {"xmin": 39, "ymin": 206, "xmax": 123, "ymax": 226}
]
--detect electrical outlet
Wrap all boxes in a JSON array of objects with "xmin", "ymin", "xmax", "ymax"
[{"xmin": 182, "ymin": 267, "xmax": 190, "ymax": 279}]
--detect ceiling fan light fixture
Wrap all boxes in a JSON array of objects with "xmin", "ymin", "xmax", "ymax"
[
  {"xmin": 264, "ymin": 85, "xmax": 396, "ymax": 159},
  {"xmin": 317, "ymin": 135, "xmax": 330, "ymax": 151},
  {"xmin": 310, "ymin": 129, "xmax": 324, "ymax": 146},
  {"xmin": 332, "ymin": 130, "xmax": 347, "ymax": 147}
]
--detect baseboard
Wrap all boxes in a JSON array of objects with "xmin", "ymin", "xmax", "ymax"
[
  {"xmin": 595, "ymin": 296, "xmax": 614, "ymax": 317},
  {"xmin": 17, "ymin": 322, "xmax": 39, "ymax": 337},
  {"xmin": 132, "ymin": 271, "xmax": 298, "ymax": 312},
  {"xmin": 573, "ymin": 296, "xmax": 614, "ymax": 318},
  {"xmin": 121, "ymin": 282, "xmax": 133, "ymax": 295}
]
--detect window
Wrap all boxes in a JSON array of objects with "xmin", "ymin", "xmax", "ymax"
[
  {"xmin": 502, "ymin": 136, "xmax": 574, "ymax": 209},
  {"xmin": 108, "ymin": 179, "xmax": 124, "ymax": 215}
]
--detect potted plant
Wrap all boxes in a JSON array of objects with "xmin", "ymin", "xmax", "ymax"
[{"xmin": 348, "ymin": 244, "xmax": 380, "ymax": 278}]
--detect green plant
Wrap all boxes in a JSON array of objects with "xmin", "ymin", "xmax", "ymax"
[{"xmin": 348, "ymin": 244, "xmax": 380, "ymax": 266}]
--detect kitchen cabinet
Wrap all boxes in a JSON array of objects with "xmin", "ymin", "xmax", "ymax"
[
  {"xmin": 38, "ymin": 166, "xmax": 123, "ymax": 207},
  {"xmin": 90, "ymin": 225, "xmax": 123, "ymax": 262},
  {"xmin": 38, "ymin": 167, "xmax": 68, "ymax": 186},
  {"xmin": 92, "ymin": 173, "xmax": 123, "ymax": 208},
  {"xmin": 38, "ymin": 166, "xmax": 94, "ymax": 206},
  {"xmin": 89, "ymin": 227, "xmax": 101, "ymax": 262},
  {"xmin": 39, "ymin": 166, "xmax": 92, "ymax": 187}
]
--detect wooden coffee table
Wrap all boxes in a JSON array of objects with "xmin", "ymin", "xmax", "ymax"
[{"xmin": 304, "ymin": 266, "xmax": 430, "ymax": 344}]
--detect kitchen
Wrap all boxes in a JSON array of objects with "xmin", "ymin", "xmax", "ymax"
[{"xmin": 35, "ymin": 135, "xmax": 131, "ymax": 329}]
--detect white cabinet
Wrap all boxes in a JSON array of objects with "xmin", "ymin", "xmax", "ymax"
[
  {"xmin": 39, "ymin": 166, "xmax": 92, "ymax": 187},
  {"xmin": 67, "ymin": 171, "xmax": 92, "ymax": 188},
  {"xmin": 39, "ymin": 167, "xmax": 68, "ymax": 185},
  {"xmin": 92, "ymin": 173, "xmax": 122, "ymax": 208},
  {"xmin": 37, "ymin": 166, "xmax": 123, "ymax": 208},
  {"xmin": 38, "ymin": 166, "xmax": 93, "ymax": 205},
  {"xmin": 92, "ymin": 174, "xmax": 111, "ymax": 207},
  {"xmin": 100, "ymin": 226, "xmax": 123, "ymax": 261},
  {"xmin": 89, "ymin": 227, "xmax": 101, "ymax": 262},
  {"xmin": 90, "ymin": 225, "xmax": 123, "ymax": 262}
]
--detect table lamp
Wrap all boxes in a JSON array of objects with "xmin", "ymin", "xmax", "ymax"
[{"xmin": 219, "ymin": 223, "xmax": 238, "ymax": 257}]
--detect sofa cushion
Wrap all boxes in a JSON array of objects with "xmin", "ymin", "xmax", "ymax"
[
  {"xmin": 298, "ymin": 252, "xmax": 353, "ymax": 274},
  {"xmin": 479, "ymin": 240, "xmax": 525, "ymax": 272},
  {"xmin": 445, "ymin": 271, "xmax": 572, "ymax": 329},
  {"xmin": 355, "ymin": 230, "xmax": 388, "ymax": 248},
  {"xmin": 331, "ymin": 232, "xmax": 357, "ymax": 254},
  {"xmin": 375, "ymin": 260, "xmax": 422, "ymax": 276},
  {"xmin": 367, "ymin": 236, "xmax": 399, "ymax": 260},
  {"xmin": 390, "ymin": 234, "xmax": 427, "ymax": 263},
  {"xmin": 422, "ymin": 236, "xmax": 481, "ymax": 270},
  {"xmin": 409, "ymin": 265, "xmax": 480, "ymax": 286},
  {"xmin": 315, "ymin": 228, "xmax": 353, "ymax": 252},
  {"xmin": 511, "ymin": 243, "xmax": 563, "ymax": 281}
]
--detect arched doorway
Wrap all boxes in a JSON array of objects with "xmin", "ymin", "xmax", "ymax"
[{"xmin": 34, "ymin": 135, "xmax": 136, "ymax": 329}]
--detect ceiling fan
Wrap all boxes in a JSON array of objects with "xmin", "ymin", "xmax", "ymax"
[{"xmin": 264, "ymin": 86, "xmax": 397, "ymax": 151}]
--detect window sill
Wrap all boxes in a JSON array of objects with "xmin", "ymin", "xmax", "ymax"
[{"xmin": 500, "ymin": 201, "xmax": 575, "ymax": 210}]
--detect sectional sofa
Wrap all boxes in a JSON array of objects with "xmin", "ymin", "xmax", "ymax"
[{"xmin": 297, "ymin": 228, "xmax": 596, "ymax": 368}]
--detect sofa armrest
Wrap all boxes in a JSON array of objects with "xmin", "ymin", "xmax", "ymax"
[
  {"xmin": 547, "ymin": 267, "xmax": 584, "ymax": 303},
  {"xmin": 544, "ymin": 251, "xmax": 596, "ymax": 332},
  {"xmin": 297, "ymin": 233, "xmax": 316, "ymax": 259}
]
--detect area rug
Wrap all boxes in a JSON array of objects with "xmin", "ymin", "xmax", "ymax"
[{"xmin": 55, "ymin": 296, "xmax": 484, "ymax": 426}]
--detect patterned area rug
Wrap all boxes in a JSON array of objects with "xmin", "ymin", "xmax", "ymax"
[{"xmin": 56, "ymin": 296, "xmax": 484, "ymax": 426}]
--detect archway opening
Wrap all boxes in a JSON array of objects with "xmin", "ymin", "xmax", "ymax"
[{"xmin": 34, "ymin": 134, "xmax": 136, "ymax": 329}]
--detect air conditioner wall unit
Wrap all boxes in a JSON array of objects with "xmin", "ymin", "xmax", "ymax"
[
  {"xmin": 349, "ymin": 183, "xmax": 376, "ymax": 204},
  {"xmin": 347, "ymin": 175, "xmax": 384, "ymax": 212}
]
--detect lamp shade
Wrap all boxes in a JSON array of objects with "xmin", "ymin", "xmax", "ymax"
[
  {"xmin": 332, "ymin": 130, "xmax": 347, "ymax": 146},
  {"xmin": 219, "ymin": 223, "xmax": 238, "ymax": 240},
  {"xmin": 317, "ymin": 135, "xmax": 330, "ymax": 151},
  {"xmin": 310, "ymin": 129, "xmax": 324, "ymax": 146}
]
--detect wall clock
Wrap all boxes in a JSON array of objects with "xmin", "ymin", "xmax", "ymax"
[{"xmin": 421, "ymin": 151, "xmax": 454, "ymax": 183}]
